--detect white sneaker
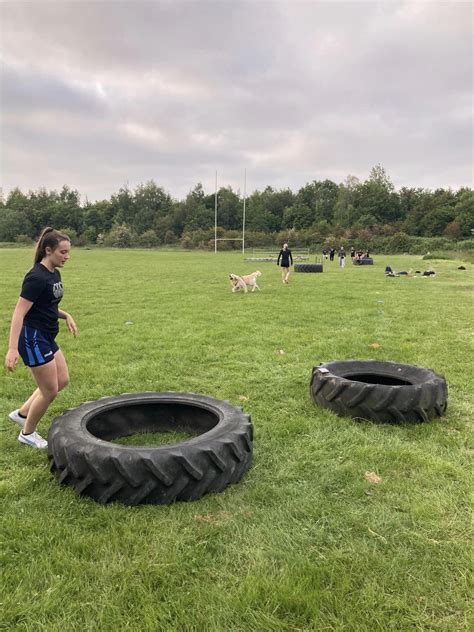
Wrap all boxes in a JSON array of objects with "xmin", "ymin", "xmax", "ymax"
[
  {"xmin": 9, "ymin": 409, "xmax": 26, "ymax": 427},
  {"xmin": 18, "ymin": 431, "xmax": 48, "ymax": 449}
]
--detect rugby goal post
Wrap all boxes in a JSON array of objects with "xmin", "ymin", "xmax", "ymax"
[{"xmin": 214, "ymin": 169, "xmax": 246, "ymax": 254}]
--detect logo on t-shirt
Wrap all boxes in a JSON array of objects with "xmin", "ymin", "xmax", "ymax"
[{"xmin": 52, "ymin": 282, "xmax": 63, "ymax": 299}]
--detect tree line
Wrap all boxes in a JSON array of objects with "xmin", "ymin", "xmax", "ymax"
[{"xmin": 1, "ymin": 165, "xmax": 472, "ymax": 251}]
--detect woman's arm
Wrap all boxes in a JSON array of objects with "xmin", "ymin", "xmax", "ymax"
[
  {"xmin": 277, "ymin": 250, "xmax": 281, "ymax": 265},
  {"xmin": 58, "ymin": 309, "xmax": 78, "ymax": 337},
  {"xmin": 5, "ymin": 297, "xmax": 33, "ymax": 371}
]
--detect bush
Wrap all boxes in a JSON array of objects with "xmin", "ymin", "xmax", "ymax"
[
  {"xmin": 137, "ymin": 230, "xmax": 159, "ymax": 248},
  {"xmin": 81, "ymin": 226, "xmax": 98, "ymax": 244},
  {"xmin": 103, "ymin": 225, "xmax": 135, "ymax": 248},
  {"xmin": 15, "ymin": 234, "xmax": 33, "ymax": 245},
  {"xmin": 422, "ymin": 252, "xmax": 455, "ymax": 260},
  {"xmin": 57, "ymin": 227, "xmax": 78, "ymax": 245},
  {"xmin": 456, "ymin": 239, "xmax": 474, "ymax": 251},
  {"xmin": 386, "ymin": 232, "xmax": 412, "ymax": 253},
  {"xmin": 180, "ymin": 234, "xmax": 193, "ymax": 249},
  {"xmin": 164, "ymin": 230, "xmax": 177, "ymax": 244}
]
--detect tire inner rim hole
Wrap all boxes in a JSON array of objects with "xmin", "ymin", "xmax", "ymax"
[
  {"xmin": 342, "ymin": 373, "xmax": 413, "ymax": 386},
  {"xmin": 86, "ymin": 402, "xmax": 219, "ymax": 442}
]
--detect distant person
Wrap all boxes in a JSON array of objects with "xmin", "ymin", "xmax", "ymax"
[
  {"xmin": 322, "ymin": 248, "xmax": 328, "ymax": 261},
  {"xmin": 329, "ymin": 247, "xmax": 335, "ymax": 261},
  {"xmin": 4, "ymin": 228, "xmax": 78, "ymax": 449},
  {"xmin": 350, "ymin": 247, "xmax": 355, "ymax": 259},
  {"xmin": 339, "ymin": 247, "xmax": 346, "ymax": 268},
  {"xmin": 277, "ymin": 243, "xmax": 293, "ymax": 284},
  {"xmin": 365, "ymin": 250, "xmax": 370, "ymax": 258}
]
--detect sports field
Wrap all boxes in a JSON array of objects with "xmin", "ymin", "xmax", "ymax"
[{"xmin": 1, "ymin": 248, "xmax": 472, "ymax": 631}]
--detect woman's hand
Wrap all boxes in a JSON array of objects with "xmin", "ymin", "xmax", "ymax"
[
  {"xmin": 66, "ymin": 314, "xmax": 78, "ymax": 337},
  {"xmin": 5, "ymin": 348, "xmax": 19, "ymax": 371}
]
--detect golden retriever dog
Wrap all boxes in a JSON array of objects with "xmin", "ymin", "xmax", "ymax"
[
  {"xmin": 241, "ymin": 270, "xmax": 262, "ymax": 292},
  {"xmin": 229, "ymin": 273, "xmax": 247, "ymax": 293},
  {"xmin": 229, "ymin": 271, "xmax": 262, "ymax": 293}
]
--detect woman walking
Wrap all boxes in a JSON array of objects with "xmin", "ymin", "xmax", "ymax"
[
  {"xmin": 277, "ymin": 243, "xmax": 293, "ymax": 284},
  {"xmin": 339, "ymin": 246, "xmax": 346, "ymax": 268},
  {"xmin": 4, "ymin": 228, "xmax": 77, "ymax": 448}
]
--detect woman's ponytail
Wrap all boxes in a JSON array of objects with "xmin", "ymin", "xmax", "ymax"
[{"xmin": 34, "ymin": 227, "xmax": 70, "ymax": 264}]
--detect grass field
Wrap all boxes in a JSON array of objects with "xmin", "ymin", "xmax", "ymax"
[{"xmin": 0, "ymin": 248, "xmax": 472, "ymax": 631}]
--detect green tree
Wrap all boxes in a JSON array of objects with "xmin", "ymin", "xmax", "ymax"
[
  {"xmin": 246, "ymin": 187, "xmax": 292, "ymax": 232},
  {"xmin": 0, "ymin": 188, "xmax": 33, "ymax": 240},
  {"xmin": 453, "ymin": 190, "xmax": 474, "ymax": 237},
  {"xmin": 182, "ymin": 183, "xmax": 214, "ymax": 231},
  {"xmin": 357, "ymin": 165, "xmax": 401, "ymax": 223},
  {"xmin": 333, "ymin": 176, "xmax": 360, "ymax": 227},
  {"xmin": 111, "ymin": 186, "xmax": 135, "ymax": 226},
  {"xmin": 133, "ymin": 181, "xmax": 173, "ymax": 234},
  {"xmin": 51, "ymin": 186, "xmax": 83, "ymax": 234},
  {"xmin": 214, "ymin": 186, "xmax": 242, "ymax": 230},
  {"xmin": 283, "ymin": 201, "xmax": 313, "ymax": 228},
  {"xmin": 295, "ymin": 179, "xmax": 339, "ymax": 224}
]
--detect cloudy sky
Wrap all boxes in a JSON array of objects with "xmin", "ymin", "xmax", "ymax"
[{"xmin": 0, "ymin": 0, "xmax": 472, "ymax": 201}]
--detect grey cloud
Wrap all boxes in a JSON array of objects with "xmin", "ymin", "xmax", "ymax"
[{"xmin": 0, "ymin": 0, "xmax": 472, "ymax": 200}]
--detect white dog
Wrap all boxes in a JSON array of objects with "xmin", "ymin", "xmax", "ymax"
[
  {"xmin": 241, "ymin": 271, "xmax": 262, "ymax": 292},
  {"xmin": 229, "ymin": 271, "xmax": 261, "ymax": 293},
  {"xmin": 229, "ymin": 273, "xmax": 247, "ymax": 293}
]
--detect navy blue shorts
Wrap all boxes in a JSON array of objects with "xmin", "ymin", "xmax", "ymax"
[{"xmin": 18, "ymin": 326, "xmax": 59, "ymax": 368}]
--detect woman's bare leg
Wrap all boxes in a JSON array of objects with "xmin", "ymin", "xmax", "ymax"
[
  {"xmin": 19, "ymin": 350, "xmax": 69, "ymax": 418},
  {"xmin": 19, "ymin": 388, "xmax": 40, "ymax": 417},
  {"xmin": 23, "ymin": 361, "xmax": 59, "ymax": 434}
]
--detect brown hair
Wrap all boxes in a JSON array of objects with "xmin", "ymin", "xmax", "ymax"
[{"xmin": 34, "ymin": 227, "xmax": 70, "ymax": 264}]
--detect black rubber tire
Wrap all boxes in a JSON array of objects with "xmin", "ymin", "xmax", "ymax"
[
  {"xmin": 48, "ymin": 392, "xmax": 253, "ymax": 505},
  {"xmin": 310, "ymin": 360, "xmax": 447, "ymax": 423},
  {"xmin": 352, "ymin": 258, "xmax": 374, "ymax": 265},
  {"xmin": 294, "ymin": 264, "xmax": 323, "ymax": 273}
]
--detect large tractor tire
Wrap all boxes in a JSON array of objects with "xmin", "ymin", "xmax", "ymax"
[
  {"xmin": 353, "ymin": 258, "xmax": 374, "ymax": 265},
  {"xmin": 48, "ymin": 392, "xmax": 253, "ymax": 505},
  {"xmin": 310, "ymin": 360, "xmax": 447, "ymax": 423},
  {"xmin": 295, "ymin": 264, "xmax": 323, "ymax": 273}
]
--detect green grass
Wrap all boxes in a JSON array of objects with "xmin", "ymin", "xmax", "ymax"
[
  {"xmin": 423, "ymin": 250, "xmax": 474, "ymax": 263},
  {"xmin": 111, "ymin": 431, "xmax": 194, "ymax": 446},
  {"xmin": 1, "ymin": 248, "xmax": 472, "ymax": 631}
]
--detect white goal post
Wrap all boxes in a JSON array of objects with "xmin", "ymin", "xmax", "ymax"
[{"xmin": 214, "ymin": 169, "xmax": 246, "ymax": 254}]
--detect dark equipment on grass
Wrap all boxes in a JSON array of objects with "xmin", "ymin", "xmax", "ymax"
[
  {"xmin": 353, "ymin": 257, "xmax": 374, "ymax": 265},
  {"xmin": 48, "ymin": 392, "xmax": 253, "ymax": 505},
  {"xmin": 295, "ymin": 254, "xmax": 323, "ymax": 273},
  {"xmin": 295, "ymin": 263, "xmax": 323, "ymax": 273},
  {"xmin": 310, "ymin": 360, "xmax": 447, "ymax": 423}
]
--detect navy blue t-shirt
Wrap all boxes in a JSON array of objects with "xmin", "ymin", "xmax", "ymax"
[{"xmin": 20, "ymin": 263, "xmax": 64, "ymax": 335}]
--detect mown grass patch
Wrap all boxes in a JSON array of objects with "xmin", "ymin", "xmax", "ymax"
[
  {"xmin": 111, "ymin": 431, "xmax": 194, "ymax": 446},
  {"xmin": 1, "ymin": 248, "xmax": 472, "ymax": 631}
]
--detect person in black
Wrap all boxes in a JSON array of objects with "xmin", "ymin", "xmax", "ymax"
[
  {"xmin": 329, "ymin": 247, "xmax": 335, "ymax": 261},
  {"xmin": 350, "ymin": 247, "xmax": 355, "ymax": 259},
  {"xmin": 5, "ymin": 228, "xmax": 78, "ymax": 449},
  {"xmin": 277, "ymin": 243, "xmax": 293, "ymax": 284}
]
